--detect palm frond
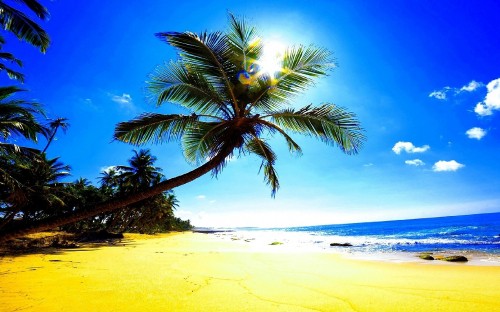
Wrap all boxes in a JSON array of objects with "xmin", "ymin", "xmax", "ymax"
[
  {"xmin": 114, "ymin": 113, "xmax": 201, "ymax": 146},
  {"xmin": 266, "ymin": 104, "xmax": 365, "ymax": 154},
  {"xmin": 0, "ymin": 86, "xmax": 24, "ymax": 100},
  {"xmin": 148, "ymin": 61, "xmax": 231, "ymax": 118},
  {"xmin": 0, "ymin": 98, "xmax": 46, "ymax": 141},
  {"xmin": 244, "ymin": 136, "xmax": 279, "ymax": 196},
  {"xmin": 0, "ymin": 52, "xmax": 22, "ymax": 66},
  {"xmin": 258, "ymin": 119, "xmax": 302, "ymax": 155},
  {"xmin": 0, "ymin": 63, "xmax": 24, "ymax": 82},
  {"xmin": 13, "ymin": 0, "xmax": 50, "ymax": 19},
  {"xmin": 0, "ymin": 141, "xmax": 38, "ymax": 153},
  {"xmin": 272, "ymin": 45, "xmax": 334, "ymax": 101},
  {"xmin": 0, "ymin": 2, "xmax": 49, "ymax": 52},
  {"xmin": 182, "ymin": 121, "xmax": 228, "ymax": 164},
  {"xmin": 227, "ymin": 13, "xmax": 262, "ymax": 71},
  {"xmin": 155, "ymin": 31, "xmax": 238, "ymax": 113}
]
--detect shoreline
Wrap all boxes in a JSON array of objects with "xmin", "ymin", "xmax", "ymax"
[
  {"xmin": 208, "ymin": 230, "xmax": 500, "ymax": 266},
  {"xmin": 1, "ymin": 232, "xmax": 499, "ymax": 311}
]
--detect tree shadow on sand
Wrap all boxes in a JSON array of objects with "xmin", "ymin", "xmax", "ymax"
[{"xmin": 0, "ymin": 230, "xmax": 137, "ymax": 257}]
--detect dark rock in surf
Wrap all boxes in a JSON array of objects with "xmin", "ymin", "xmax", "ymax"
[
  {"xmin": 330, "ymin": 243, "xmax": 353, "ymax": 247},
  {"xmin": 442, "ymin": 255, "xmax": 468, "ymax": 262}
]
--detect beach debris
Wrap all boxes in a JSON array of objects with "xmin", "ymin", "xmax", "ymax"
[
  {"xmin": 269, "ymin": 241, "xmax": 283, "ymax": 245},
  {"xmin": 330, "ymin": 243, "xmax": 353, "ymax": 247}
]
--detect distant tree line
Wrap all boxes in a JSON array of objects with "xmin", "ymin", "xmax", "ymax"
[{"xmin": 0, "ymin": 1, "xmax": 192, "ymax": 236}]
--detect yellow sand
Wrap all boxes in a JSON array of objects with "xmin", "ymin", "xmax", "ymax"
[{"xmin": 1, "ymin": 232, "xmax": 499, "ymax": 312}]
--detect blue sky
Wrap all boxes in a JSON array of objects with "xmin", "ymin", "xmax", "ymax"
[{"xmin": 4, "ymin": 0, "xmax": 500, "ymax": 227}]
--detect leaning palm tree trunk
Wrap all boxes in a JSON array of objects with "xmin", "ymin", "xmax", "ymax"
[{"xmin": 0, "ymin": 150, "xmax": 230, "ymax": 243}]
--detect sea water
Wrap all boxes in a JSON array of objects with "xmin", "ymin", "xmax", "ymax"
[{"xmin": 219, "ymin": 212, "xmax": 500, "ymax": 262}]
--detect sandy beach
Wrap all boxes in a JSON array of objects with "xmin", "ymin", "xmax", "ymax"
[{"xmin": 1, "ymin": 232, "xmax": 499, "ymax": 312}]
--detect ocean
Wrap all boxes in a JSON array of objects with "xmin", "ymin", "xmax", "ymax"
[{"xmin": 209, "ymin": 212, "xmax": 500, "ymax": 263}]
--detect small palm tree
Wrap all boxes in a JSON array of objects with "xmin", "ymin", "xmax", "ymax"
[
  {"xmin": 42, "ymin": 117, "xmax": 69, "ymax": 154},
  {"xmin": 0, "ymin": 153, "xmax": 70, "ymax": 229},
  {"xmin": 115, "ymin": 149, "xmax": 163, "ymax": 192},
  {"xmin": 0, "ymin": 14, "xmax": 365, "ymax": 241}
]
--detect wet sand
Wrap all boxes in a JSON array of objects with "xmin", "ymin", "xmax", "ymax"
[{"xmin": 1, "ymin": 232, "xmax": 499, "ymax": 311}]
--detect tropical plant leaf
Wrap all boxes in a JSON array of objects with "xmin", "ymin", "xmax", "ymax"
[
  {"xmin": 0, "ymin": 63, "xmax": 24, "ymax": 82},
  {"xmin": 266, "ymin": 104, "xmax": 365, "ymax": 154},
  {"xmin": 258, "ymin": 119, "xmax": 302, "ymax": 155},
  {"xmin": 0, "ymin": 2, "xmax": 49, "ymax": 52},
  {"xmin": 156, "ymin": 31, "xmax": 239, "ymax": 113},
  {"xmin": 244, "ymin": 136, "xmax": 279, "ymax": 196},
  {"xmin": 148, "ymin": 61, "xmax": 231, "ymax": 118},
  {"xmin": 182, "ymin": 121, "xmax": 229, "ymax": 164},
  {"xmin": 13, "ymin": 0, "xmax": 50, "ymax": 19},
  {"xmin": 114, "ymin": 113, "xmax": 201, "ymax": 145},
  {"xmin": 0, "ymin": 52, "xmax": 23, "ymax": 66},
  {"xmin": 269, "ymin": 45, "xmax": 334, "ymax": 102},
  {"xmin": 0, "ymin": 87, "xmax": 46, "ymax": 141},
  {"xmin": 227, "ymin": 13, "xmax": 262, "ymax": 71}
]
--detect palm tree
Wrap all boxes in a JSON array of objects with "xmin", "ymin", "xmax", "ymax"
[
  {"xmin": 0, "ymin": 153, "xmax": 70, "ymax": 229},
  {"xmin": 115, "ymin": 149, "xmax": 163, "ymax": 192},
  {"xmin": 0, "ymin": 0, "xmax": 50, "ymax": 52},
  {"xmin": 0, "ymin": 14, "xmax": 364, "ymax": 242},
  {"xmin": 42, "ymin": 117, "xmax": 69, "ymax": 154},
  {"xmin": 0, "ymin": 86, "xmax": 47, "ymax": 224}
]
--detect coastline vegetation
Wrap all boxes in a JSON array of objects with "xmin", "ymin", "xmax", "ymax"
[
  {"xmin": 0, "ymin": 5, "xmax": 363, "ymax": 242},
  {"xmin": 0, "ymin": 1, "xmax": 191, "ymax": 242}
]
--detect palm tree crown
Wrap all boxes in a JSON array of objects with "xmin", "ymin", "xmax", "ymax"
[
  {"xmin": 115, "ymin": 14, "xmax": 365, "ymax": 196},
  {"xmin": 42, "ymin": 117, "xmax": 69, "ymax": 154},
  {"xmin": 0, "ymin": 14, "xmax": 365, "ymax": 242}
]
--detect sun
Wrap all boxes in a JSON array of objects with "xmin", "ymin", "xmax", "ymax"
[{"xmin": 257, "ymin": 40, "xmax": 286, "ymax": 77}]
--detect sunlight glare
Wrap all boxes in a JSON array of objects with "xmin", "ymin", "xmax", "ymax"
[{"xmin": 258, "ymin": 41, "xmax": 286, "ymax": 77}]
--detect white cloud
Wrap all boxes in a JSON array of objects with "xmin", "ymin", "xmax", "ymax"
[
  {"xmin": 363, "ymin": 163, "xmax": 374, "ymax": 167},
  {"xmin": 429, "ymin": 90, "xmax": 448, "ymax": 100},
  {"xmin": 110, "ymin": 93, "xmax": 136, "ymax": 112},
  {"xmin": 405, "ymin": 159, "xmax": 425, "ymax": 166},
  {"xmin": 112, "ymin": 93, "xmax": 132, "ymax": 104},
  {"xmin": 465, "ymin": 127, "xmax": 487, "ymax": 140},
  {"xmin": 460, "ymin": 80, "xmax": 482, "ymax": 92},
  {"xmin": 474, "ymin": 78, "xmax": 500, "ymax": 116},
  {"xmin": 196, "ymin": 195, "xmax": 206, "ymax": 200},
  {"xmin": 392, "ymin": 142, "xmax": 430, "ymax": 154},
  {"xmin": 430, "ymin": 80, "xmax": 484, "ymax": 101},
  {"xmin": 432, "ymin": 160, "xmax": 464, "ymax": 172},
  {"xmin": 99, "ymin": 165, "xmax": 123, "ymax": 174}
]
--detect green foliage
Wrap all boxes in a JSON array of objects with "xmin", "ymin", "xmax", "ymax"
[
  {"xmin": 64, "ymin": 149, "xmax": 187, "ymax": 234},
  {"xmin": 0, "ymin": 0, "xmax": 50, "ymax": 52},
  {"xmin": 0, "ymin": 152, "xmax": 70, "ymax": 229},
  {"xmin": 115, "ymin": 13, "xmax": 365, "ymax": 197},
  {"xmin": 0, "ymin": 86, "xmax": 47, "ymax": 143},
  {"xmin": 0, "ymin": 0, "xmax": 50, "ymax": 81}
]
